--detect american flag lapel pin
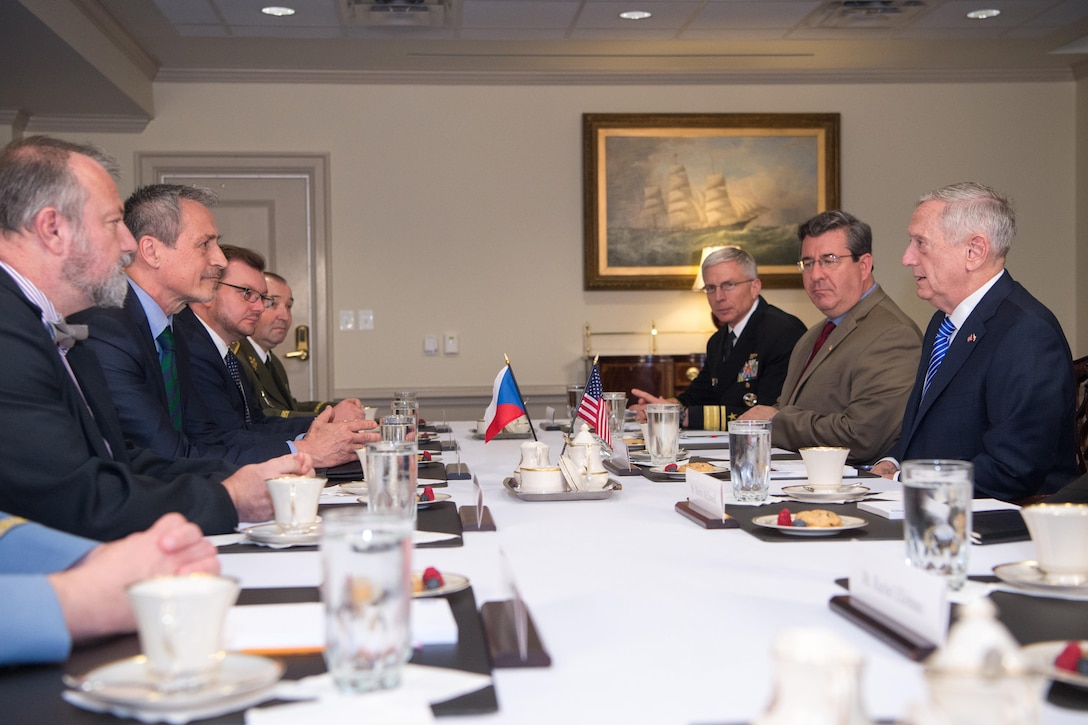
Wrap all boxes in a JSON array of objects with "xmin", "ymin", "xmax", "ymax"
[{"xmin": 967, "ymin": 334, "xmax": 977, "ymax": 342}]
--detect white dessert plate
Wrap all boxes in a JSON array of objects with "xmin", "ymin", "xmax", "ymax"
[
  {"xmin": 751, "ymin": 514, "xmax": 868, "ymax": 537},
  {"xmin": 413, "ymin": 572, "xmax": 470, "ymax": 598},
  {"xmin": 781, "ymin": 485, "xmax": 872, "ymax": 502},
  {"xmin": 339, "ymin": 481, "xmax": 423, "ymax": 497},
  {"xmin": 239, "ymin": 521, "xmax": 320, "ymax": 546},
  {"xmin": 992, "ymin": 561, "xmax": 1088, "ymax": 596},
  {"xmin": 356, "ymin": 492, "xmax": 452, "ymax": 509},
  {"xmin": 64, "ymin": 653, "xmax": 283, "ymax": 711},
  {"xmin": 1021, "ymin": 640, "xmax": 1088, "ymax": 688},
  {"xmin": 649, "ymin": 463, "xmax": 727, "ymax": 479}
]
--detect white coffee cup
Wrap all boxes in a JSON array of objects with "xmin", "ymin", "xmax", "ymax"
[
  {"xmin": 799, "ymin": 447, "xmax": 851, "ymax": 491},
  {"xmin": 1021, "ymin": 503, "xmax": 1088, "ymax": 585},
  {"xmin": 127, "ymin": 574, "xmax": 239, "ymax": 692},
  {"xmin": 267, "ymin": 475, "xmax": 327, "ymax": 533},
  {"xmin": 520, "ymin": 466, "xmax": 566, "ymax": 493}
]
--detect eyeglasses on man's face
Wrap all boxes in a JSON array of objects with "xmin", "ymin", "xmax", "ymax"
[
  {"xmin": 218, "ymin": 281, "xmax": 274, "ymax": 309},
  {"xmin": 796, "ymin": 252, "xmax": 860, "ymax": 273},
  {"xmin": 703, "ymin": 279, "xmax": 755, "ymax": 296}
]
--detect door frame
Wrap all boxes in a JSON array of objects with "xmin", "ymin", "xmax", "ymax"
[{"xmin": 136, "ymin": 152, "xmax": 333, "ymax": 400}]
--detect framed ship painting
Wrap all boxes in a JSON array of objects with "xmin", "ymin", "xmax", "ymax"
[{"xmin": 583, "ymin": 113, "xmax": 840, "ymax": 290}]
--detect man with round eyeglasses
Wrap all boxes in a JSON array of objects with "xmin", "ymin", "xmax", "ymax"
[
  {"xmin": 631, "ymin": 246, "xmax": 805, "ymax": 429},
  {"xmin": 739, "ymin": 210, "xmax": 922, "ymax": 463}
]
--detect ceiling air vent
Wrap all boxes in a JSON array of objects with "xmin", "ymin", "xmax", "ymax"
[
  {"xmin": 806, "ymin": 0, "xmax": 931, "ymax": 29},
  {"xmin": 341, "ymin": 0, "xmax": 455, "ymax": 28}
]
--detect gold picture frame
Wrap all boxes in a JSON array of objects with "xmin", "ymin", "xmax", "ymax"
[{"xmin": 583, "ymin": 113, "xmax": 840, "ymax": 290}]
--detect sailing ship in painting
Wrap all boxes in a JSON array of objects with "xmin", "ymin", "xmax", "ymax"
[{"xmin": 637, "ymin": 164, "xmax": 768, "ymax": 232}]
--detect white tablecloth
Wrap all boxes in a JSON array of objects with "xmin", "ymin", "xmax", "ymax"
[{"xmin": 217, "ymin": 422, "xmax": 1081, "ymax": 725}]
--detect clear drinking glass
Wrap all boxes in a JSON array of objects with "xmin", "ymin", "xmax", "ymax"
[
  {"xmin": 601, "ymin": 392, "xmax": 627, "ymax": 443},
  {"xmin": 364, "ymin": 440, "xmax": 418, "ymax": 521},
  {"xmin": 321, "ymin": 509, "xmax": 413, "ymax": 694},
  {"xmin": 380, "ymin": 414, "xmax": 411, "ymax": 442},
  {"xmin": 566, "ymin": 385, "xmax": 584, "ymax": 420},
  {"xmin": 729, "ymin": 419, "xmax": 771, "ymax": 502},
  {"xmin": 901, "ymin": 459, "xmax": 973, "ymax": 590},
  {"xmin": 645, "ymin": 404, "xmax": 681, "ymax": 466}
]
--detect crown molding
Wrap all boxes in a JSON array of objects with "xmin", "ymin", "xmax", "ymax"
[
  {"xmin": 157, "ymin": 66, "xmax": 1076, "ymax": 86},
  {"xmin": 22, "ymin": 113, "xmax": 151, "ymax": 133}
]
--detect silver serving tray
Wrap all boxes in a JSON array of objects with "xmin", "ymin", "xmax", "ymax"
[{"xmin": 503, "ymin": 477, "xmax": 617, "ymax": 501}]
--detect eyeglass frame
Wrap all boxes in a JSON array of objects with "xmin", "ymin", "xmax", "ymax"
[
  {"xmin": 702, "ymin": 279, "xmax": 756, "ymax": 296},
  {"xmin": 218, "ymin": 281, "xmax": 275, "ymax": 309},
  {"xmin": 796, "ymin": 252, "xmax": 861, "ymax": 273}
]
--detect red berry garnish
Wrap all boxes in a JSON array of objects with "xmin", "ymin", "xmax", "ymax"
[
  {"xmin": 420, "ymin": 485, "xmax": 435, "ymax": 502},
  {"xmin": 664, "ymin": 463, "xmax": 678, "ymax": 472},
  {"xmin": 777, "ymin": 509, "xmax": 792, "ymax": 526},
  {"xmin": 1055, "ymin": 641, "xmax": 1083, "ymax": 672},
  {"xmin": 422, "ymin": 566, "xmax": 444, "ymax": 589},
  {"xmin": 421, "ymin": 450, "xmax": 432, "ymax": 461}
]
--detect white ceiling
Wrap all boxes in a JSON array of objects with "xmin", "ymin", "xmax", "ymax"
[{"xmin": 2, "ymin": 0, "xmax": 1087, "ymax": 130}]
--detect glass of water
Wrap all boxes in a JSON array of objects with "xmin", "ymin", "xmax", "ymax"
[
  {"xmin": 321, "ymin": 509, "xmax": 413, "ymax": 693},
  {"xmin": 601, "ymin": 392, "xmax": 627, "ymax": 443},
  {"xmin": 645, "ymin": 404, "xmax": 681, "ymax": 466},
  {"xmin": 364, "ymin": 440, "xmax": 418, "ymax": 522},
  {"xmin": 729, "ymin": 419, "xmax": 771, "ymax": 502},
  {"xmin": 901, "ymin": 459, "xmax": 973, "ymax": 590}
]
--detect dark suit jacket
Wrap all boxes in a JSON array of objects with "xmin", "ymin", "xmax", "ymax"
[
  {"xmin": 0, "ymin": 269, "xmax": 238, "ymax": 540},
  {"xmin": 72, "ymin": 287, "xmax": 299, "ymax": 465},
  {"xmin": 886, "ymin": 272, "xmax": 1079, "ymax": 501},
  {"xmin": 234, "ymin": 337, "xmax": 324, "ymax": 418},
  {"xmin": 678, "ymin": 297, "xmax": 806, "ymax": 429},
  {"xmin": 174, "ymin": 308, "xmax": 310, "ymax": 441}
]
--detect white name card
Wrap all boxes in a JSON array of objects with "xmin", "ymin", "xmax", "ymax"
[
  {"xmin": 686, "ymin": 469, "xmax": 725, "ymax": 521},
  {"xmin": 610, "ymin": 437, "xmax": 631, "ymax": 469},
  {"xmin": 850, "ymin": 546, "xmax": 949, "ymax": 646}
]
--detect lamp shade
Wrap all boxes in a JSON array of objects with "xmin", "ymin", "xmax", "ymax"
[{"xmin": 692, "ymin": 246, "xmax": 725, "ymax": 291}]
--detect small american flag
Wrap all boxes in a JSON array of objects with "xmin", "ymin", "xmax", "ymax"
[{"xmin": 576, "ymin": 364, "xmax": 610, "ymax": 447}]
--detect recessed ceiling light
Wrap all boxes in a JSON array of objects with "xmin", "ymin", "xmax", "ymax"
[
  {"xmin": 261, "ymin": 6, "xmax": 296, "ymax": 17},
  {"xmin": 966, "ymin": 8, "xmax": 1001, "ymax": 20},
  {"xmin": 619, "ymin": 11, "xmax": 652, "ymax": 21}
]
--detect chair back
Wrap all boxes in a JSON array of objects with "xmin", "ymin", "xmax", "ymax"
[{"xmin": 1076, "ymin": 355, "xmax": 1088, "ymax": 474}]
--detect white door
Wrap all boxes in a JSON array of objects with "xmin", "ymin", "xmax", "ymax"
[{"xmin": 137, "ymin": 155, "xmax": 330, "ymax": 401}]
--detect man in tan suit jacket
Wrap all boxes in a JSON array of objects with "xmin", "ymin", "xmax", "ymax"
[{"xmin": 740, "ymin": 211, "xmax": 922, "ymax": 463}]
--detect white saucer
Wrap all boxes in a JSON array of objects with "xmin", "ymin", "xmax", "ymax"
[
  {"xmin": 413, "ymin": 571, "xmax": 470, "ymax": 598},
  {"xmin": 64, "ymin": 653, "xmax": 283, "ymax": 711},
  {"xmin": 781, "ymin": 485, "xmax": 871, "ymax": 502},
  {"xmin": 630, "ymin": 449, "xmax": 690, "ymax": 465},
  {"xmin": 993, "ymin": 561, "xmax": 1088, "ymax": 596},
  {"xmin": 339, "ymin": 481, "xmax": 424, "ymax": 497},
  {"xmin": 240, "ymin": 521, "xmax": 320, "ymax": 546},
  {"xmin": 752, "ymin": 514, "xmax": 868, "ymax": 536}
]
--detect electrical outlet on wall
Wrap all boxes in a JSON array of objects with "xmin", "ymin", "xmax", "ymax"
[
  {"xmin": 358, "ymin": 310, "xmax": 374, "ymax": 331},
  {"xmin": 338, "ymin": 310, "xmax": 356, "ymax": 331}
]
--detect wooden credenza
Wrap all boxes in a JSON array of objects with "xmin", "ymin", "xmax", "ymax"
[{"xmin": 593, "ymin": 354, "xmax": 705, "ymax": 399}]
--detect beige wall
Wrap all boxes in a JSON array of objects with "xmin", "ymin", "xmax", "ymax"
[{"xmin": 60, "ymin": 79, "xmax": 1078, "ymax": 400}]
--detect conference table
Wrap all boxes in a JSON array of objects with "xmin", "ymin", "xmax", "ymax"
[{"xmin": 6, "ymin": 422, "xmax": 1088, "ymax": 723}]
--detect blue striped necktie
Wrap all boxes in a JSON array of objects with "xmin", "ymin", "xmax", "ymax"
[
  {"xmin": 922, "ymin": 316, "xmax": 956, "ymax": 399},
  {"xmin": 225, "ymin": 350, "xmax": 253, "ymax": 424}
]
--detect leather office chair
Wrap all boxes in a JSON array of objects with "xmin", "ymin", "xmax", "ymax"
[{"xmin": 1075, "ymin": 354, "xmax": 1088, "ymax": 474}]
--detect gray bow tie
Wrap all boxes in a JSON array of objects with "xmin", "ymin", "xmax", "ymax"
[{"xmin": 50, "ymin": 320, "xmax": 88, "ymax": 351}]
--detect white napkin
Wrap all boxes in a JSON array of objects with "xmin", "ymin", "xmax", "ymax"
[
  {"xmin": 768, "ymin": 461, "xmax": 858, "ymax": 479},
  {"xmin": 413, "ymin": 530, "xmax": 460, "ymax": 546},
  {"xmin": 246, "ymin": 666, "xmax": 493, "ymax": 725},
  {"xmin": 225, "ymin": 600, "xmax": 459, "ymax": 652}
]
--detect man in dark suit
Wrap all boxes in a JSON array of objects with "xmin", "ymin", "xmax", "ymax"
[
  {"xmin": 76, "ymin": 185, "xmax": 375, "ymax": 468},
  {"xmin": 631, "ymin": 246, "xmax": 806, "ymax": 429},
  {"xmin": 0, "ymin": 136, "xmax": 310, "ymax": 540},
  {"xmin": 179, "ymin": 244, "xmax": 374, "ymax": 466},
  {"xmin": 873, "ymin": 182, "xmax": 1080, "ymax": 501},
  {"xmin": 236, "ymin": 271, "xmax": 335, "ymax": 418}
]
